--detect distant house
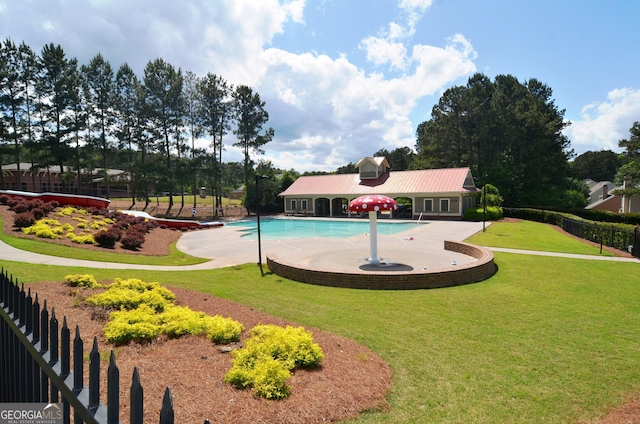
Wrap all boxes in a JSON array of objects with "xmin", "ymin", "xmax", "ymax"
[
  {"xmin": 1, "ymin": 163, "xmax": 129, "ymax": 197},
  {"xmin": 279, "ymin": 156, "xmax": 479, "ymax": 219},
  {"xmin": 585, "ymin": 179, "xmax": 640, "ymax": 213}
]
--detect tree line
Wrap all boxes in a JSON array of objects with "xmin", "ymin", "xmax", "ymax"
[
  {"xmin": 3, "ymin": 37, "xmax": 638, "ymax": 212},
  {"xmin": 0, "ymin": 38, "xmax": 274, "ymax": 211}
]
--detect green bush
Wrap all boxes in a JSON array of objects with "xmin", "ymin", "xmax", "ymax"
[
  {"xmin": 206, "ymin": 315, "xmax": 244, "ymax": 344},
  {"xmin": 86, "ymin": 278, "xmax": 176, "ymax": 312},
  {"xmin": 225, "ymin": 324, "xmax": 324, "ymax": 399},
  {"xmin": 103, "ymin": 304, "xmax": 162, "ymax": 345},
  {"xmin": 64, "ymin": 274, "xmax": 104, "ymax": 288},
  {"xmin": 464, "ymin": 206, "xmax": 503, "ymax": 221},
  {"xmin": 66, "ymin": 232, "xmax": 96, "ymax": 244},
  {"xmin": 158, "ymin": 306, "xmax": 243, "ymax": 341}
]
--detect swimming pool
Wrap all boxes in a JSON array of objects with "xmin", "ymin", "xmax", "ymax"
[{"xmin": 226, "ymin": 218, "xmax": 416, "ymax": 240}]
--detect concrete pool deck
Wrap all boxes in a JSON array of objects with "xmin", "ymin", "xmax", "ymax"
[{"xmin": 177, "ymin": 218, "xmax": 489, "ymax": 272}]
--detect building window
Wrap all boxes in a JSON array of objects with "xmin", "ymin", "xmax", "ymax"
[
  {"xmin": 21, "ymin": 182, "xmax": 27, "ymax": 191},
  {"xmin": 424, "ymin": 199, "xmax": 433, "ymax": 212},
  {"xmin": 291, "ymin": 200, "xmax": 297, "ymax": 210},
  {"xmin": 301, "ymin": 200, "xmax": 308, "ymax": 210},
  {"xmin": 440, "ymin": 198, "xmax": 450, "ymax": 212}
]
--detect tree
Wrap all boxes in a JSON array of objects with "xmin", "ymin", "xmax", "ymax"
[
  {"xmin": 0, "ymin": 38, "xmax": 27, "ymax": 188},
  {"xmin": 571, "ymin": 150, "xmax": 622, "ymax": 182},
  {"xmin": 615, "ymin": 121, "xmax": 640, "ymax": 196},
  {"xmin": 143, "ymin": 58, "xmax": 183, "ymax": 208},
  {"xmin": 114, "ymin": 63, "xmax": 143, "ymax": 206},
  {"xmin": 198, "ymin": 73, "xmax": 231, "ymax": 214},
  {"xmin": 415, "ymin": 73, "xmax": 573, "ymax": 207},
  {"xmin": 83, "ymin": 53, "xmax": 115, "ymax": 197},
  {"xmin": 232, "ymin": 85, "xmax": 273, "ymax": 188},
  {"xmin": 373, "ymin": 147, "xmax": 415, "ymax": 170},
  {"xmin": 37, "ymin": 43, "xmax": 76, "ymax": 179}
]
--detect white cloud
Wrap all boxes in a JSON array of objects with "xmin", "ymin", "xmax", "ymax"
[
  {"xmin": 0, "ymin": 0, "xmax": 478, "ymax": 173},
  {"xmin": 565, "ymin": 88, "xmax": 640, "ymax": 154},
  {"xmin": 256, "ymin": 34, "xmax": 476, "ymax": 172},
  {"xmin": 360, "ymin": 36, "xmax": 408, "ymax": 69}
]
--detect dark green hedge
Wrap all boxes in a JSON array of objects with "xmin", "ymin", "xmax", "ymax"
[{"xmin": 464, "ymin": 206, "xmax": 503, "ymax": 221}]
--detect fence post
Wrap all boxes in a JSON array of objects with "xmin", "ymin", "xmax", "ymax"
[
  {"xmin": 108, "ymin": 351, "xmax": 120, "ymax": 424},
  {"xmin": 131, "ymin": 367, "xmax": 144, "ymax": 424},
  {"xmin": 159, "ymin": 387, "xmax": 175, "ymax": 424}
]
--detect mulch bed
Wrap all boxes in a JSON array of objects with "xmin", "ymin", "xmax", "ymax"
[{"xmin": 24, "ymin": 282, "xmax": 391, "ymax": 424}]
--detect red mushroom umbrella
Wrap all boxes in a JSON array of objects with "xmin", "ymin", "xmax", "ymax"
[{"xmin": 348, "ymin": 195, "xmax": 398, "ymax": 265}]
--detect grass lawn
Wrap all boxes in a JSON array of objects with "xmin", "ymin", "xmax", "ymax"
[
  {"xmin": 466, "ymin": 220, "xmax": 615, "ymax": 256},
  {"xmin": 1, "ymin": 219, "xmax": 639, "ymax": 423}
]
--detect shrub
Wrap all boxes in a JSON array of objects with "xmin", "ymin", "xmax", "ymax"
[
  {"xmin": 94, "ymin": 227, "xmax": 122, "ymax": 248},
  {"xmin": 67, "ymin": 232, "xmax": 95, "ymax": 244},
  {"xmin": 12, "ymin": 201, "xmax": 29, "ymax": 213},
  {"xmin": 225, "ymin": 324, "xmax": 324, "ymax": 399},
  {"xmin": 30, "ymin": 207, "xmax": 45, "ymax": 220},
  {"xmin": 86, "ymin": 278, "xmax": 176, "ymax": 312},
  {"xmin": 22, "ymin": 220, "xmax": 63, "ymax": 239},
  {"xmin": 87, "ymin": 286, "xmax": 172, "ymax": 312},
  {"xmin": 13, "ymin": 212, "xmax": 35, "ymax": 228},
  {"xmin": 158, "ymin": 306, "xmax": 243, "ymax": 341},
  {"xmin": 464, "ymin": 206, "xmax": 503, "ymax": 221},
  {"xmin": 0, "ymin": 194, "xmax": 8, "ymax": 205},
  {"xmin": 64, "ymin": 274, "xmax": 103, "ymax": 288},
  {"xmin": 6, "ymin": 197, "xmax": 21, "ymax": 208},
  {"xmin": 121, "ymin": 232, "xmax": 145, "ymax": 250},
  {"xmin": 103, "ymin": 304, "xmax": 162, "ymax": 345},
  {"xmin": 206, "ymin": 315, "xmax": 244, "ymax": 344}
]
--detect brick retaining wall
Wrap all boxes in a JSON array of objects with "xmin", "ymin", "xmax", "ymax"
[{"xmin": 267, "ymin": 241, "xmax": 497, "ymax": 290}]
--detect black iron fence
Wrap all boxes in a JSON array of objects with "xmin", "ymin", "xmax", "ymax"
[
  {"xmin": 0, "ymin": 268, "xmax": 210, "ymax": 424},
  {"xmin": 503, "ymin": 208, "xmax": 640, "ymax": 258}
]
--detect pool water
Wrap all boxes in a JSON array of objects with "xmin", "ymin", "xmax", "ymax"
[{"xmin": 226, "ymin": 218, "xmax": 416, "ymax": 240}]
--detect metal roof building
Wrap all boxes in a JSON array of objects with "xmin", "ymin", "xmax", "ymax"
[{"xmin": 279, "ymin": 157, "xmax": 479, "ymax": 219}]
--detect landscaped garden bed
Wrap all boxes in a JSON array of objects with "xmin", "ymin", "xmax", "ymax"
[{"xmin": 25, "ymin": 279, "xmax": 392, "ymax": 423}]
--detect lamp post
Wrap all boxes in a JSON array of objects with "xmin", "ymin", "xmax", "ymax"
[
  {"xmin": 255, "ymin": 175, "xmax": 268, "ymax": 276},
  {"xmin": 482, "ymin": 183, "xmax": 487, "ymax": 232}
]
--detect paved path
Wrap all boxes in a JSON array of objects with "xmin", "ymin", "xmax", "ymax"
[{"xmin": 0, "ymin": 219, "xmax": 636, "ymax": 271}]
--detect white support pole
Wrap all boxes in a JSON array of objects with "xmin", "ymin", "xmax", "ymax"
[{"xmin": 369, "ymin": 210, "xmax": 379, "ymax": 265}]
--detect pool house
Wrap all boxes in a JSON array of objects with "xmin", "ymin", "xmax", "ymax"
[{"xmin": 279, "ymin": 157, "xmax": 479, "ymax": 220}]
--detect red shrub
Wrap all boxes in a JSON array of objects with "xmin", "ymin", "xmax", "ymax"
[
  {"xmin": 94, "ymin": 227, "xmax": 123, "ymax": 248},
  {"xmin": 0, "ymin": 195, "xmax": 9, "ymax": 205},
  {"xmin": 121, "ymin": 232, "xmax": 145, "ymax": 250},
  {"xmin": 14, "ymin": 212, "xmax": 35, "ymax": 228},
  {"xmin": 12, "ymin": 201, "xmax": 30, "ymax": 214},
  {"xmin": 31, "ymin": 207, "xmax": 45, "ymax": 220}
]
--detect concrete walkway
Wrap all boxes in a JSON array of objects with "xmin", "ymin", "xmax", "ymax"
[{"xmin": 0, "ymin": 219, "xmax": 636, "ymax": 271}]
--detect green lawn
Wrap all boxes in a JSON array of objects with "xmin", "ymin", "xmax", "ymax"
[
  {"xmin": 1, "ymin": 219, "xmax": 639, "ymax": 423},
  {"xmin": 466, "ymin": 220, "xmax": 614, "ymax": 256}
]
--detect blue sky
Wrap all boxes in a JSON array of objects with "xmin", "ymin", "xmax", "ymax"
[{"xmin": 1, "ymin": 0, "xmax": 639, "ymax": 172}]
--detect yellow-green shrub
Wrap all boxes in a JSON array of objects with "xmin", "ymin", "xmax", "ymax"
[
  {"xmin": 66, "ymin": 232, "xmax": 95, "ymax": 244},
  {"xmin": 158, "ymin": 306, "xmax": 243, "ymax": 341},
  {"xmin": 249, "ymin": 325, "xmax": 325, "ymax": 369},
  {"xmin": 90, "ymin": 220, "xmax": 109, "ymax": 229},
  {"xmin": 22, "ymin": 221, "xmax": 61, "ymax": 239},
  {"xmin": 57, "ymin": 206, "xmax": 87, "ymax": 216},
  {"xmin": 103, "ymin": 304, "xmax": 162, "ymax": 345},
  {"xmin": 64, "ymin": 274, "xmax": 104, "ymax": 288},
  {"xmin": 224, "ymin": 324, "xmax": 324, "ymax": 399},
  {"xmin": 87, "ymin": 287, "xmax": 173, "ymax": 312},
  {"xmin": 206, "ymin": 315, "xmax": 244, "ymax": 344}
]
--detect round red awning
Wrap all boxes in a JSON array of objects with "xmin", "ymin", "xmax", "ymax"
[{"xmin": 348, "ymin": 195, "xmax": 398, "ymax": 213}]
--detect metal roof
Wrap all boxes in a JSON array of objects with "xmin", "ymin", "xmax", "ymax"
[{"xmin": 280, "ymin": 167, "xmax": 478, "ymax": 197}]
